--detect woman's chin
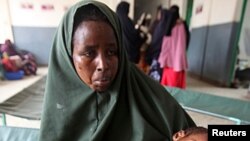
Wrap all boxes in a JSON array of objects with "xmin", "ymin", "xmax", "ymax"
[
  {"xmin": 92, "ymin": 80, "xmax": 111, "ymax": 92},
  {"xmin": 93, "ymin": 85, "xmax": 109, "ymax": 93}
]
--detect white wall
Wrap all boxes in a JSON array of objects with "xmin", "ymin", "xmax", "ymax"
[
  {"xmin": 190, "ymin": 0, "xmax": 212, "ymax": 28},
  {"xmin": 190, "ymin": 0, "xmax": 242, "ymax": 29},
  {"xmin": 209, "ymin": 0, "xmax": 242, "ymax": 25},
  {"xmin": 239, "ymin": 0, "xmax": 250, "ymax": 64},
  {"xmin": 0, "ymin": 0, "xmax": 130, "ymax": 43},
  {"xmin": 9, "ymin": 0, "xmax": 125, "ymax": 27},
  {"xmin": 9, "ymin": 0, "xmax": 78, "ymax": 27},
  {"xmin": 0, "ymin": 0, "xmax": 13, "ymax": 43}
]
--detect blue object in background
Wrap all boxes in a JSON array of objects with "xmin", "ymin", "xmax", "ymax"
[{"xmin": 4, "ymin": 70, "xmax": 24, "ymax": 80}]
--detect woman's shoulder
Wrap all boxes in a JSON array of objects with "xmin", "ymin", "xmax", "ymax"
[
  {"xmin": 176, "ymin": 18, "xmax": 184, "ymax": 25},
  {"xmin": 174, "ymin": 19, "xmax": 187, "ymax": 30}
]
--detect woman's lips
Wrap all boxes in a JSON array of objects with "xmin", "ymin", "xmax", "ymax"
[
  {"xmin": 96, "ymin": 79, "xmax": 110, "ymax": 86},
  {"xmin": 94, "ymin": 77, "xmax": 111, "ymax": 88}
]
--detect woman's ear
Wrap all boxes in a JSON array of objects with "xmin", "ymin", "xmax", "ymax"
[{"xmin": 173, "ymin": 130, "xmax": 185, "ymax": 141}]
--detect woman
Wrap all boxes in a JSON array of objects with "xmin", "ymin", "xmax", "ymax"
[
  {"xmin": 158, "ymin": 5, "xmax": 189, "ymax": 89},
  {"xmin": 39, "ymin": 1, "xmax": 195, "ymax": 141},
  {"xmin": 146, "ymin": 9, "xmax": 170, "ymax": 82},
  {"xmin": 116, "ymin": 1, "xmax": 145, "ymax": 64},
  {"xmin": 149, "ymin": 5, "xmax": 162, "ymax": 36}
]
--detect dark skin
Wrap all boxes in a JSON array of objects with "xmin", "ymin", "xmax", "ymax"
[
  {"xmin": 173, "ymin": 130, "xmax": 207, "ymax": 141},
  {"xmin": 72, "ymin": 21, "xmax": 119, "ymax": 92}
]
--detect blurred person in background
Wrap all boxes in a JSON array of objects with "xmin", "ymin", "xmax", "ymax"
[
  {"xmin": 116, "ymin": 1, "xmax": 146, "ymax": 64},
  {"xmin": 158, "ymin": 5, "xmax": 189, "ymax": 89},
  {"xmin": 147, "ymin": 9, "xmax": 170, "ymax": 82}
]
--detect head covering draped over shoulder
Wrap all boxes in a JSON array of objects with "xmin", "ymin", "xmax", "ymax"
[
  {"xmin": 165, "ymin": 5, "xmax": 180, "ymax": 36},
  {"xmin": 166, "ymin": 5, "xmax": 190, "ymax": 47},
  {"xmin": 116, "ymin": 1, "xmax": 144, "ymax": 63},
  {"xmin": 39, "ymin": 1, "xmax": 195, "ymax": 141}
]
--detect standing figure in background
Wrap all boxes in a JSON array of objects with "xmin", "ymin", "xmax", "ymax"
[
  {"xmin": 149, "ymin": 5, "xmax": 162, "ymax": 35},
  {"xmin": 146, "ymin": 9, "xmax": 170, "ymax": 82},
  {"xmin": 145, "ymin": 5, "xmax": 164, "ymax": 66},
  {"xmin": 158, "ymin": 5, "xmax": 189, "ymax": 89},
  {"xmin": 116, "ymin": 1, "xmax": 146, "ymax": 64}
]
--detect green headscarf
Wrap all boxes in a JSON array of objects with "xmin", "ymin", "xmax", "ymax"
[{"xmin": 39, "ymin": 1, "xmax": 196, "ymax": 141}]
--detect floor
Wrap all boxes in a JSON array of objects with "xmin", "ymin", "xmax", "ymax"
[
  {"xmin": 185, "ymin": 75, "xmax": 249, "ymax": 127},
  {"xmin": 0, "ymin": 66, "xmax": 249, "ymax": 129}
]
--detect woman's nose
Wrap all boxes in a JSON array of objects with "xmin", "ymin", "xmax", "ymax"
[{"xmin": 96, "ymin": 54, "xmax": 108, "ymax": 72}]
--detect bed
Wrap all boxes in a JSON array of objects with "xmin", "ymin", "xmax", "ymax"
[
  {"xmin": 0, "ymin": 74, "xmax": 249, "ymax": 140},
  {"xmin": 0, "ymin": 67, "xmax": 47, "ymax": 125}
]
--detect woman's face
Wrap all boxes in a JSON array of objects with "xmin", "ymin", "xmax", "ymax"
[
  {"xmin": 157, "ymin": 9, "xmax": 161, "ymax": 20},
  {"xmin": 72, "ymin": 21, "xmax": 119, "ymax": 92}
]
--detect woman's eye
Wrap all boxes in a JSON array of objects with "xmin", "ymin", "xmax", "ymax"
[
  {"xmin": 83, "ymin": 50, "xmax": 95, "ymax": 57},
  {"xmin": 107, "ymin": 49, "xmax": 117, "ymax": 56}
]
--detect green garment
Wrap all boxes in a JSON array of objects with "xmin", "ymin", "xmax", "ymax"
[
  {"xmin": 0, "ymin": 62, "xmax": 4, "ymax": 79},
  {"xmin": 39, "ymin": 0, "xmax": 196, "ymax": 141}
]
